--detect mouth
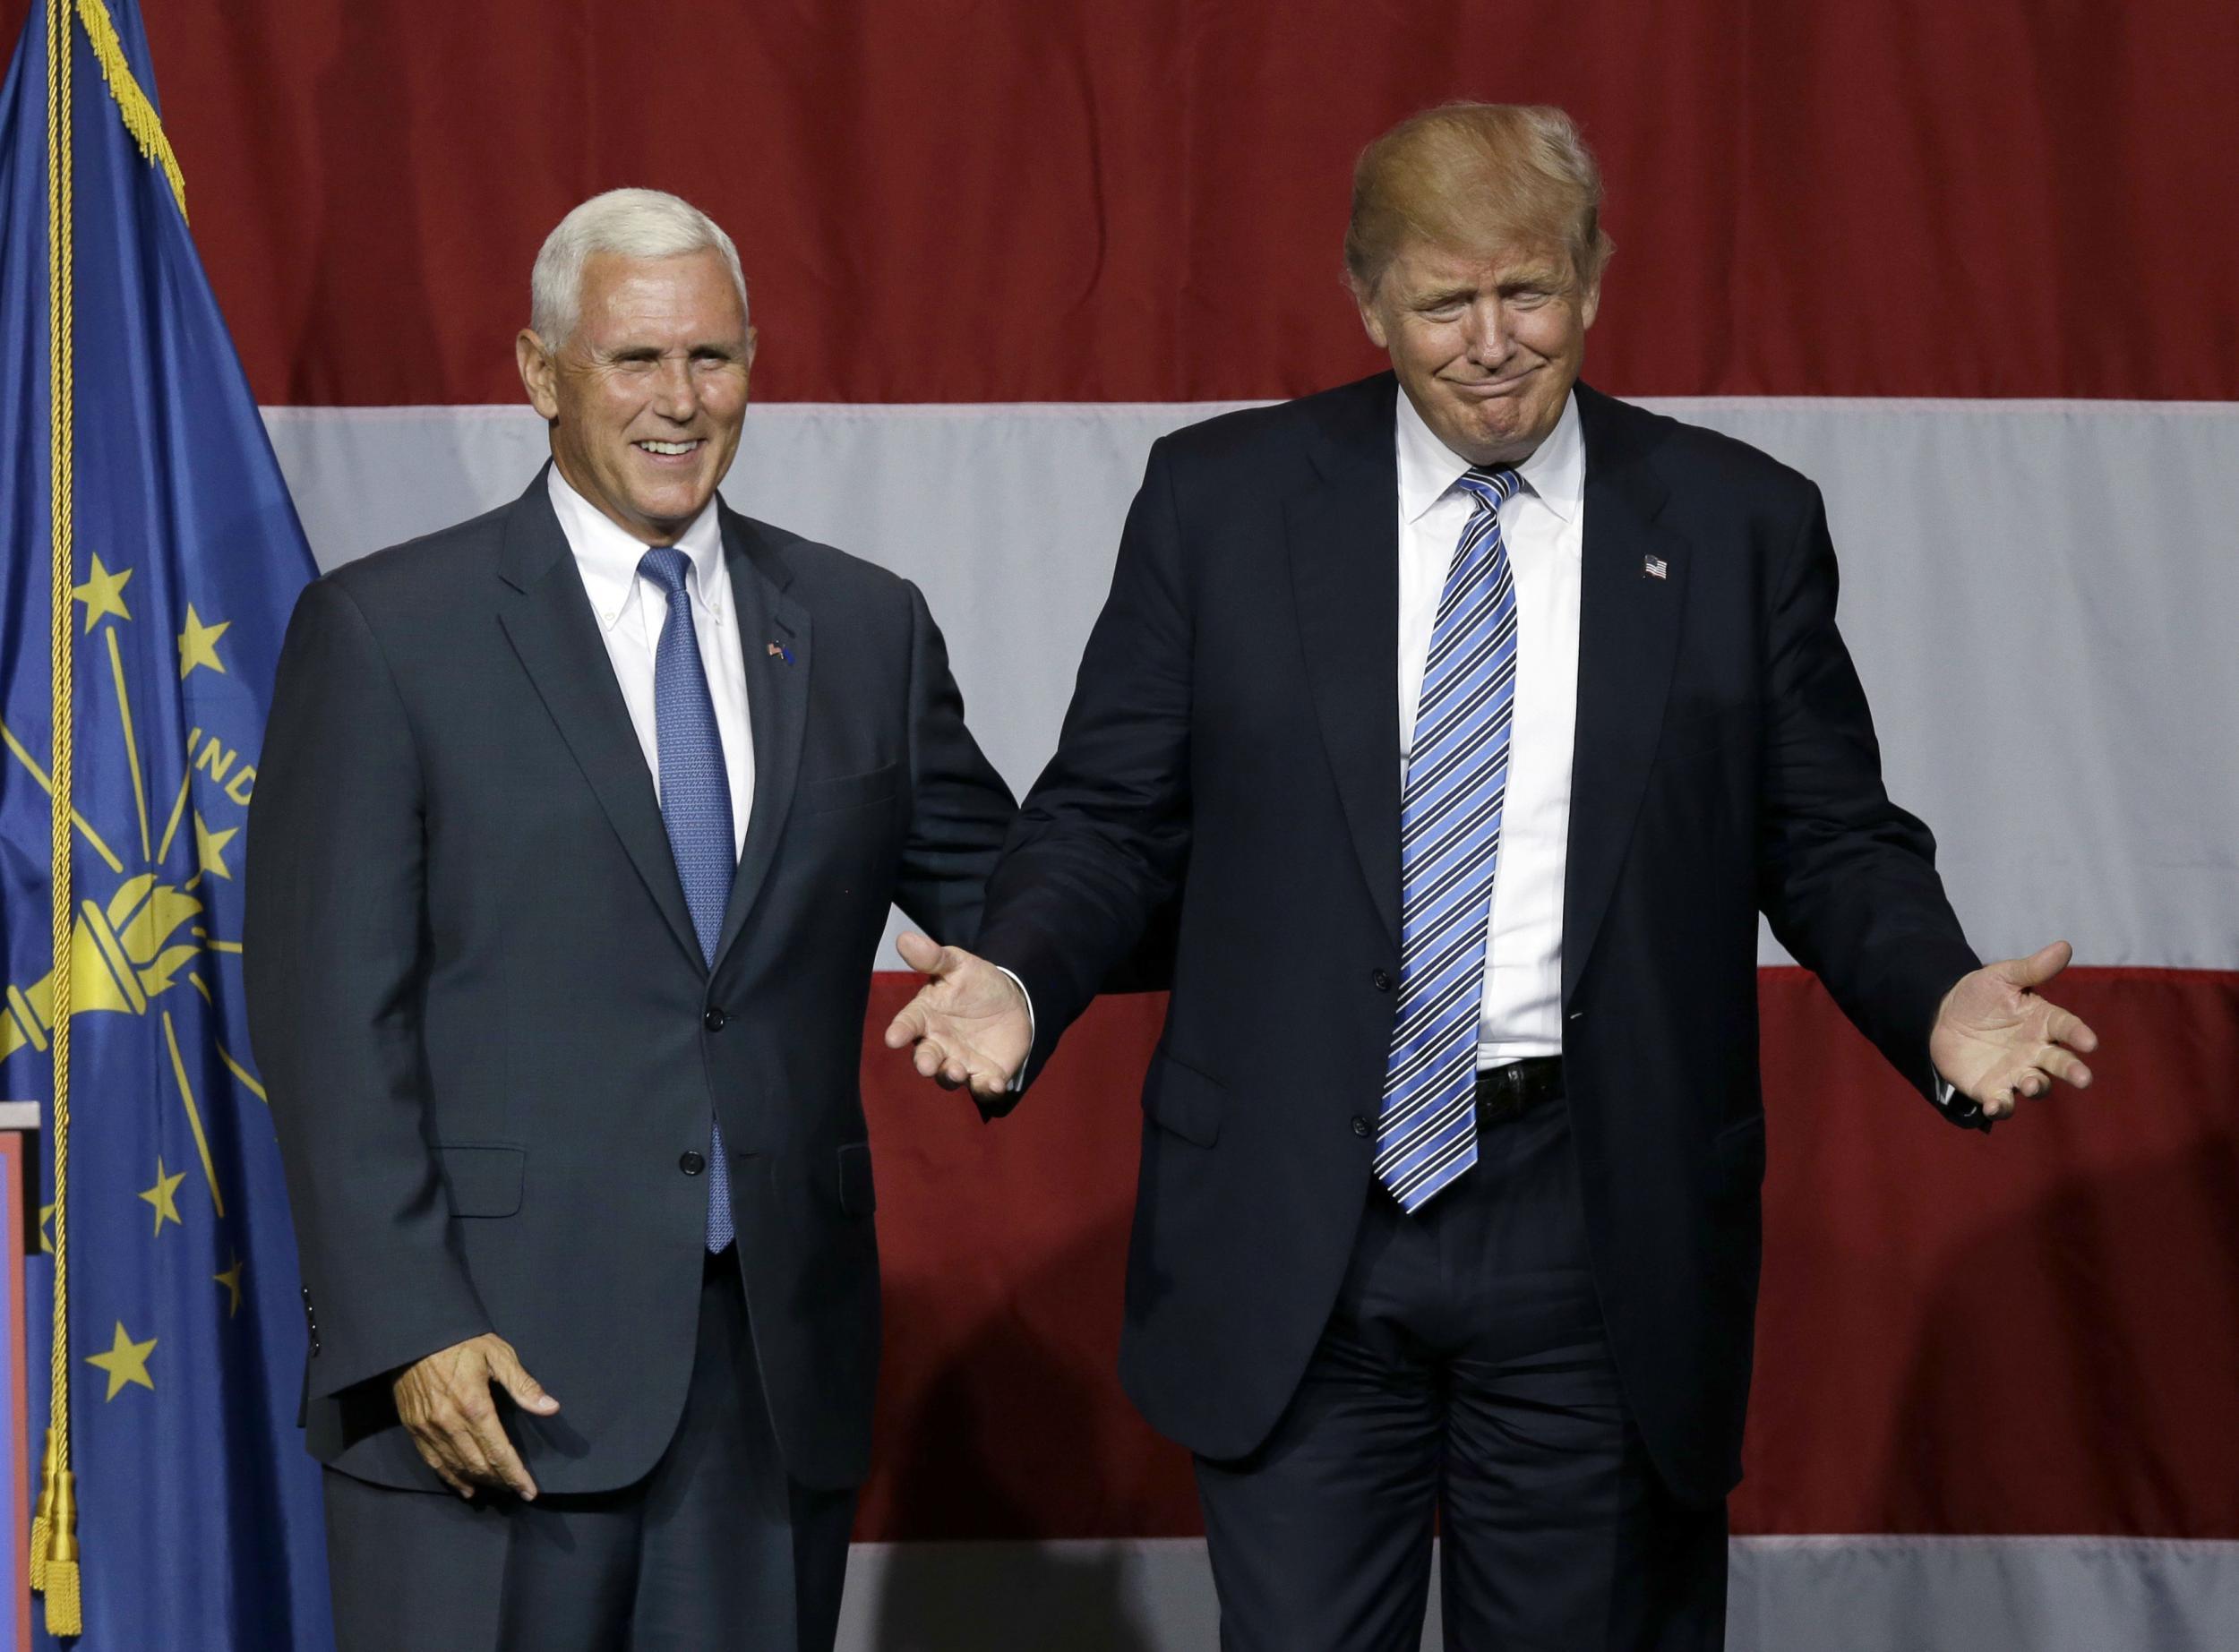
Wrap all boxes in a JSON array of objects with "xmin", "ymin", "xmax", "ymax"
[
  {"xmin": 1447, "ymin": 367, "xmax": 1538, "ymax": 401},
  {"xmin": 631, "ymin": 438, "xmax": 706, "ymax": 464}
]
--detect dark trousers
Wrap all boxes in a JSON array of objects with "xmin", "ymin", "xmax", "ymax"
[
  {"xmin": 1195, "ymin": 1069, "xmax": 1727, "ymax": 1651},
  {"xmin": 323, "ymin": 1251, "xmax": 855, "ymax": 1652}
]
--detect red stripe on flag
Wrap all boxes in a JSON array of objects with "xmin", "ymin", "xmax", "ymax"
[
  {"xmin": 857, "ymin": 968, "xmax": 2239, "ymax": 1541},
  {"xmin": 34, "ymin": 0, "xmax": 2230, "ymax": 406}
]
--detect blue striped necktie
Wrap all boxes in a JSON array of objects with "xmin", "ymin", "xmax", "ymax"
[
  {"xmin": 638, "ymin": 546, "xmax": 737, "ymax": 1253},
  {"xmin": 1377, "ymin": 466, "xmax": 1522, "ymax": 1213}
]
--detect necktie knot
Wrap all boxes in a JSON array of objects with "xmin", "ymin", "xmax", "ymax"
[
  {"xmin": 637, "ymin": 544, "xmax": 692, "ymax": 599},
  {"xmin": 1454, "ymin": 466, "xmax": 1520, "ymax": 515}
]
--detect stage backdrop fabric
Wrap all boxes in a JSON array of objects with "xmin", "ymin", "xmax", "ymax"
[{"xmin": 25, "ymin": 0, "xmax": 2235, "ymax": 1647}]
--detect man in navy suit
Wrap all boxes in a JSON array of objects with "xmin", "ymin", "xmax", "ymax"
[
  {"xmin": 884, "ymin": 106, "xmax": 2098, "ymax": 1648},
  {"xmin": 250, "ymin": 189, "xmax": 1015, "ymax": 1650}
]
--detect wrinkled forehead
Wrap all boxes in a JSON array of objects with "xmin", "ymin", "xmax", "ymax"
[
  {"xmin": 1379, "ymin": 234, "xmax": 1581, "ymax": 298},
  {"xmin": 578, "ymin": 249, "xmax": 748, "ymax": 330}
]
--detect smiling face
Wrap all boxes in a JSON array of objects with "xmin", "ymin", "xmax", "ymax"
[
  {"xmin": 517, "ymin": 248, "xmax": 755, "ymax": 544},
  {"xmin": 1354, "ymin": 236, "xmax": 1599, "ymax": 468}
]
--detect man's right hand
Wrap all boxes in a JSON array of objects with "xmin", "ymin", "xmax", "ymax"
[
  {"xmin": 391, "ymin": 1333, "xmax": 560, "ymax": 1500},
  {"xmin": 882, "ymin": 933, "xmax": 1033, "ymax": 1100}
]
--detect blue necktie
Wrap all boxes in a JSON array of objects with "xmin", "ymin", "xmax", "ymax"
[
  {"xmin": 639, "ymin": 546, "xmax": 736, "ymax": 1253},
  {"xmin": 1377, "ymin": 467, "xmax": 1522, "ymax": 1213}
]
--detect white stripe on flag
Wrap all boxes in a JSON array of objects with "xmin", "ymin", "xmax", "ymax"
[
  {"xmin": 835, "ymin": 1536, "xmax": 2239, "ymax": 1650},
  {"xmin": 263, "ymin": 398, "xmax": 2239, "ymax": 972}
]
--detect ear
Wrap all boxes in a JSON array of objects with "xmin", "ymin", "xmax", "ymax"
[
  {"xmin": 517, "ymin": 330, "xmax": 561, "ymax": 421},
  {"xmin": 1351, "ymin": 280, "xmax": 1391, "ymax": 350},
  {"xmin": 1578, "ymin": 273, "xmax": 1603, "ymax": 330}
]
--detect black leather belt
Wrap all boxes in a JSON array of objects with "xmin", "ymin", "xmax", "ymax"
[{"xmin": 1474, "ymin": 1056, "xmax": 1564, "ymax": 1121}]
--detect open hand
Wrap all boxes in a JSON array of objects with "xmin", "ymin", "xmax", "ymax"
[
  {"xmin": 392, "ymin": 1332, "xmax": 559, "ymax": 1500},
  {"xmin": 1930, "ymin": 940, "xmax": 2100, "ymax": 1121},
  {"xmin": 882, "ymin": 933, "xmax": 1032, "ymax": 1101}
]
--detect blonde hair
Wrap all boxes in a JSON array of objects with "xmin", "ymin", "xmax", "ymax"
[
  {"xmin": 1345, "ymin": 103, "xmax": 1614, "ymax": 295},
  {"xmin": 530, "ymin": 188, "xmax": 749, "ymax": 347}
]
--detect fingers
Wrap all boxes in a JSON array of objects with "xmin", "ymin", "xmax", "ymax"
[
  {"xmin": 407, "ymin": 1432, "xmax": 475, "ymax": 1497},
  {"xmin": 2043, "ymin": 1004, "xmax": 2100, "ymax": 1056},
  {"xmin": 883, "ymin": 1002, "xmax": 927, "ymax": 1049},
  {"xmin": 485, "ymin": 1343, "xmax": 561, "ymax": 1417},
  {"xmin": 473, "ymin": 1417, "xmax": 540, "ymax": 1502},
  {"xmin": 895, "ymin": 931, "xmax": 945, "ymax": 975},
  {"xmin": 411, "ymin": 1406, "xmax": 498, "ymax": 1498},
  {"xmin": 1995, "ymin": 939, "xmax": 2073, "ymax": 990}
]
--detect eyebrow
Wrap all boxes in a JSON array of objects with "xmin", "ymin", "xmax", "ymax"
[{"xmin": 602, "ymin": 341, "xmax": 739, "ymax": 359}]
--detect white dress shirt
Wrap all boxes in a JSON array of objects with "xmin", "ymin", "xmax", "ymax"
[
  {"xmin": 547, "ymin": 465, "xmax": 754, "ymax": 858},
  {"xmin": 1395, "ymin": 388, "xmax": 1584, "ymax": 1066}
]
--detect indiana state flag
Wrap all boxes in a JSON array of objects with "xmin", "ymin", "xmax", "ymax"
[{"xmin": 0, "ymin": 0, "xmax": 333, "ymax": 1645}]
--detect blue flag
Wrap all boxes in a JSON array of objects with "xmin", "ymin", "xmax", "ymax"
[{"xmin": 0, "ymin": 0, "xmax": 333, "ymax": 1645}]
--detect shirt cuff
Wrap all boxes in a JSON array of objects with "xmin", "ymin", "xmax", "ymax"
[{"xmin": 993, "ymin": 966, "xmax": 1035, "ymax": 1094}]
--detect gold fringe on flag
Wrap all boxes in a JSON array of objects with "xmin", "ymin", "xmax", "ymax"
[{"xmin": 73, "ymin": 0, "xmax": 185, "ymax": 221}]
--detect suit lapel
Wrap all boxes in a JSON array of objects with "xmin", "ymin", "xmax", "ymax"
[
  {"xmin": 712, "ymin": 509, "xmax": 810, "ymax": 970},
  {"xmin": 494, "ymin": 473, "xmax": 705, "ymax": 972},
  {"xmin": 1561, "ymin": 386, "xmax": 1687, "ymax": 1005},
  {"xmin": 1289, "ymin": 375, "xmax": 1404, "ymax": 952}
]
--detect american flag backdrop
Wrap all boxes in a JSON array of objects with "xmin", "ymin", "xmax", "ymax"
[{"xmin": 27, "ymin": 1, "xmax": 2237, "ymax": 1646}]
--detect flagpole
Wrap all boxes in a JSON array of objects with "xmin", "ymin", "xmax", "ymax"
[{"xmin": 35, "ymin": 0, "xmax": 83, "ymax": 1632}]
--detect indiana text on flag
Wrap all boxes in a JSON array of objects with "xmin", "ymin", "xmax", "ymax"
[{"xmin": 0, "ymin": 0, "xmax": 332, "ymax": 1644}]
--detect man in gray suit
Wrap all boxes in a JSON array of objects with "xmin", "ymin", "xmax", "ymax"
[{"xmin": 245, "ymin": 188, "xmax": 1016, "ymax": 1650}]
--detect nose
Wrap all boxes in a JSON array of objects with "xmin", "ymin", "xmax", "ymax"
[
  {"xmin": 651, "ymin": 355, "xmax": 699, "ymax": 423},
  {"xmin": 1463, "ymin": 299, "xmax": 1508, "ymax": 365}
]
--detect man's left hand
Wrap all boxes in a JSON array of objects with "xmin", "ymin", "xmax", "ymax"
[{"xmin": 1930, "ymin": 939, "xmax": 2100, "ymax": 1120}]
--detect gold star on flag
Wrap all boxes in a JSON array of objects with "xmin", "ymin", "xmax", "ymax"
[
  {"xmin": 87, "ymin": 1321, "xmax": 158, "ymax": 1400},
  {"xmin": 215, "ymin": 1252, "xmax": 245, "ymax": 1318},
  {"xmin": 140, "ymin": 1157, "xmax": 186, "ymax": 1235},
  {"xmin": 39, "ymin": 1203, "xmax": 54, "ymax": 1255},
  {"xmin": 193, "ymin": 811, "xmax": 240, "ymax": 880},
  {"xmin": 73, "ymin": 555, "xmax": 134, "ymax": 631},
  {"xmin": 177, "ymin": 604, "xmax": 231, "ymax": 679}
]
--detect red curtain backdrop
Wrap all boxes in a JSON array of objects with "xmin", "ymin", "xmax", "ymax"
[{"xmin": 13, "ymin": 0, "xmax": 2233, "ymax": 406}]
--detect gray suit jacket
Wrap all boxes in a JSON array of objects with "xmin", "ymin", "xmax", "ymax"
[{"xmin": 245, "ymin": 470, "xmax": 1015, "ymax": 1494}]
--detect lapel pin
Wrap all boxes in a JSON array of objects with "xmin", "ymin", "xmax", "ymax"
[
  {"xmin": 1643, "ymin": 555, "xmax": 1669, "ymax": 581},
  {"xmin": 767, "ymin": 640, "xmax": 793, "ymax": 664}
]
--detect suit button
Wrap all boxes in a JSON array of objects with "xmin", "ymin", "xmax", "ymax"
[
  {"xmin": 680, "ymin": 1151, "xmax": 707, "ymax": 1176},
  {"xmin": 310, "ymin": 1339, "xmax": 321, "ymax": 1356},
  {"xmin": 1371, "ymin": 969, "xmax": 1393, "ymax": 993},
  {"xmin": 1351, "ymin": 1116, "xmax": 1372, "ymax": 1137},
  {"xmin": 704, "ymin": 1007, "xmax": 728, "ymax": 1031}
]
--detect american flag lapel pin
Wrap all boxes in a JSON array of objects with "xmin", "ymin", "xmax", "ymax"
[
  {"xmin": 767, "ymin": 640, "xmax": 793, "ymax": 663},
  {"xmin": 1643, "ymin": 555, "xmax": 1669, "ymax": 581}
]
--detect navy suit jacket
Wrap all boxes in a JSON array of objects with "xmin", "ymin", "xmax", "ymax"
[
  {"xmin": 247, "ymin": 472, "xmax": 1015, "ymax": 1494},
  {"xmin": 974, "ymin": 374, "xmax": 1980, "ymax": 1503}
]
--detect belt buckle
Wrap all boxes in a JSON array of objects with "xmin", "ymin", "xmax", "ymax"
[{"xmin": 1480, "ymin": 1062, "xmax": 1529, "ymax": 1123}]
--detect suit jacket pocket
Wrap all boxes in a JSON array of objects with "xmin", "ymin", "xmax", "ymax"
[
  {"xmin": 435, "ymin": 1143, "xmax": 526, "ymax": 1218},
  {"xmin": 800, "ymin": 763, "xmax": 899, "ymax": 815},
  {"xmin": 837, "ymin": 1141, "xmax": 877, "ymax": 1217},
  {"xmin": 1142, "ymin": 1049, "xmax": 1225, "ymax": 1148}
]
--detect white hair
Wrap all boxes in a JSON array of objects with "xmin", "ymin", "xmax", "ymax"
[{"xmin": 529, "ymin": 188, "xmax": 749, "ymax": 347}]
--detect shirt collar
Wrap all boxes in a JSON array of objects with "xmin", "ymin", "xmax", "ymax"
[
  {"xmin": 546, "ymin": 463, "xmax": 729, "ymax": 634},
  {"xmin": 1395, "ymin": 384, "xmax": 1584, "ymax": 527}
]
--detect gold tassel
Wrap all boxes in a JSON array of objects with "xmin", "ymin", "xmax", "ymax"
[
  {"xmin": 41, "ymin": 1468, "xmax": 81, "ymax": 1636},
  {"xmin": 71, "ymin": 0, "xmax": 184, "ymax": 219},
  {"xmin": 29, "ymin": 1427, "xmax": 56, "ymax": 1591}
]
